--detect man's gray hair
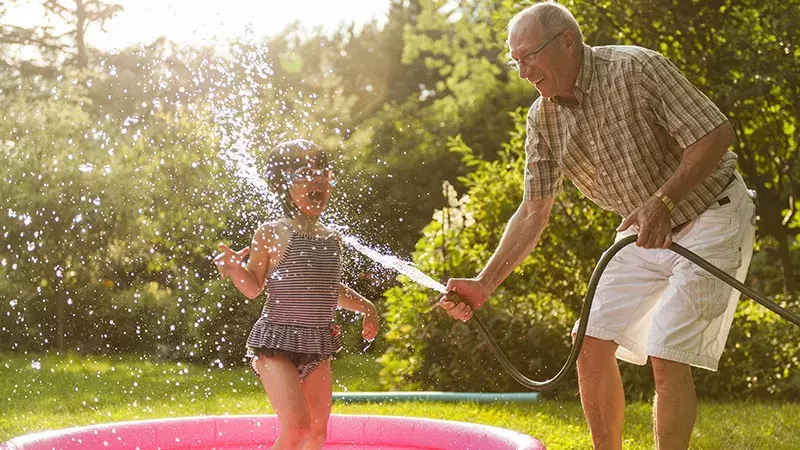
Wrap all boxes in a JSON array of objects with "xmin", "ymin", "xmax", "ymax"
[{"xmin": 508, "ymin": 1, "xmax": 583, "ymax": 44}]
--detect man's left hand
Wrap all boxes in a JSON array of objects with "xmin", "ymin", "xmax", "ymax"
[{"xmin": 617, "ymin": 196, "xmax": 673, "ymax": 249}]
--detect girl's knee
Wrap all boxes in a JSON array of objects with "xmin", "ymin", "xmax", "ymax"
[
  {"xmin": 308, "ymin": 425, "xmax": 328, "ymax": 445},
  {"xmin": 281, "ymin": 420, "xmax": 311, "ymax": 444}
]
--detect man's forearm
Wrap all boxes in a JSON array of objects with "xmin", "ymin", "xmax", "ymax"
[
  {"xmin": 659, "ymin": 122, "xmax": 734, "ymax": 203},
  {"xmin": 478, "ymin": 197, "xmax": 555, "ymax": 294}
]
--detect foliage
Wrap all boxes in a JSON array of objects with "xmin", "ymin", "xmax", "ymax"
[
  {"xmin": 345, "ymin": 0, "xmax": 537, "ymax": 254},
  {"xmin": 700, "ymin": 295, "xmax": 800, "ymax": 398},
  {"xmin": 0, "ymin": 80, "xmax": 249, "ymax": 355}
]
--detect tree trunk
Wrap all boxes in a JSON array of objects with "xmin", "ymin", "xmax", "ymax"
[
  {"xmin": 75, "ymin": 0, "xmax": 88, "ymax": 68},
  {"xmin": 752, "ymin": 187, "xmax": 796, "ymax": 293},
  {"xmin": 777, "ymin": 230, "xmax": 795, "ymax": 293}
]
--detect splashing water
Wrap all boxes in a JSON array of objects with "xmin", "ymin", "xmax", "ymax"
[
  {"xmin": 208, "ymin": 38, "xmax": 275, "ymax": 201},
  {"xmin": 339, "ymin": 234, "xmax": 446, "ymax": 294},
  {"xmin": 205, "ymin": 32, "xmax": 353, "ymax": 226},
  {"xmin": 203, "ymin": 35, "xmax": 446, "ymax": 297}
]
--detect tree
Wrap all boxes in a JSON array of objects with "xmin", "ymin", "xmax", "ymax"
[
  {"xmin": 0, "ymin": 80, "xmax": 122, "ymax": 351},
  {"xmin": 41, "ymin": 0, "xmax": 123, "ymax": 68},
  {"xmin": 0, "ymin": 1, "xmax": 66, "ymax": 78},
  {"xmin": 343, "ymin": 0, "xmax": 536, "ymax": 254}
]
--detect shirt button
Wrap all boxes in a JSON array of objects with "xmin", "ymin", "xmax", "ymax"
[
  {"xmin": 602, "ymin": 171, "xmax": 608, "ymax": 176},
  {"xmin": 590, "ymin": 140, "xmax": 596, "ymax": 145},
  {"xmin": 617, "ymin": 200, "xmax": 623, "ymax": 205}
]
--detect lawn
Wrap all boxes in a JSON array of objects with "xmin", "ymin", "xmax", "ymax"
[{"xmin": 1, "ymin": 353, "xmax": 798, "ymax": 449}]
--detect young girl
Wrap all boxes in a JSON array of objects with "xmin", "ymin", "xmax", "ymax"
[{"xmin": 214, "ymin": 139, "xmax": 379, "ymax": 450}]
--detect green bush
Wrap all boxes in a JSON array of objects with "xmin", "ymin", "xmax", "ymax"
[
  {"xmin": 185, "ymin": 279, "xmax": 262, "ymax": 366},
  {"xmin": 697, "ymin": 295, "xmax": 800, "ymax": 399},
  {"xmin": 68, "ymin": 283, "xmax": 185, "ymax": 356}
]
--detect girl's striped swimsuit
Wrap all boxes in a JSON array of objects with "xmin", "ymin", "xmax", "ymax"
[{"xmin": 245, "ymin": 224, "xmax": 342, "ymax": 379}]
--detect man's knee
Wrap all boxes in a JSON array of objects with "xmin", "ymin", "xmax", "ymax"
[
  {"xmin": 578, "ymin": 336, "xmax": 619, "ymax": 357},
  {"xmin": 576, "ymin": 337, "xmax": 619, "ymax": 373},
  {"xmin": 651, "ymin": 357, "xmax": 693, "ymax": 391}
]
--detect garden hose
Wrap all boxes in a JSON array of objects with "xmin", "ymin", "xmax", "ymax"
[{"xmin": 452, "ymin": 234, "xmax": 800, "ymax": 391}]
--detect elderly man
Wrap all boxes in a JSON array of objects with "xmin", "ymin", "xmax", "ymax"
[{"xmin": 439, "ymin": 1, "xmax": 756, "ymax": 449}]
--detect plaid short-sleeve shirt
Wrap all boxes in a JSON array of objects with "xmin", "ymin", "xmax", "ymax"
[{"xmin": 524, "ymin": 44, "xmax": 737, "ymax": 227}]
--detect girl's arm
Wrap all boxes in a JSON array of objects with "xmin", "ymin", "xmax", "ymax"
[
  {"xmin": 221, "ymin": 224, "xmax": 274, "ymax": 299},
  {"xmin": 337, "ymin": 284, "xmax": 375, "ymax": 314},
  {"xmin": 338, "ymin": 283, "xmax": 379, "ymax": 341}
]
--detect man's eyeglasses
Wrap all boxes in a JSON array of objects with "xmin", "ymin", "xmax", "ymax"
[
  {"xmin": 284, "ymin": 167, "xmax": 336, "ymax": 185},
  {"xmin": 507, "ymin": 30, "xmax": 566, "ymax": 71}
]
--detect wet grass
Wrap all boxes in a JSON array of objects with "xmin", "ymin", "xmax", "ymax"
[{"xmin": 1, "ymin": 353, "xmax": 798, "ymax": 449}]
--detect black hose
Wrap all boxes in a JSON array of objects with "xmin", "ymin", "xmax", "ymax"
[{"xmin": 458, "ymin": 234, "xmax": 800, "ymax": 391}]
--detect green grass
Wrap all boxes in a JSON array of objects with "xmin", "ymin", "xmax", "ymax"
[{"xmin": 2, "ymin": 353, "xmax": 799, "ymax": 449}]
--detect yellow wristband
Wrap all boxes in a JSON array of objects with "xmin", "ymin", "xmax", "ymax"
[{"xmin": 655, "ymin": 191, "xmax": 675, "ymax": 213}]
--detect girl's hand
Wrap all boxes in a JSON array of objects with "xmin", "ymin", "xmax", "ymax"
[
  {"xmin": 361, "ymin": 305, "xmax": 379, "ymax": 341},
  {"xmin": 213, "ymin": 243, "xmax": 250, "ymax": 280}
]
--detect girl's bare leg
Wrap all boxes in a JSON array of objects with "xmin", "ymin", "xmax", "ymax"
[
  {"xmin": 254, "ymin": 355, "xmax": 310, "ymax": 449},
  {"xmin": 300, "ymin": 359, "xmax": 333, "ymax": 450}
]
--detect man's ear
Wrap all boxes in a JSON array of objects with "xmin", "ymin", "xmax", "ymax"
[{"xmin": 562, "ymin": 29, "xmax": 577, "ymax": 52}]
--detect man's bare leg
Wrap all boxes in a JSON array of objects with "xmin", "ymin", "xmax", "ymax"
[
  {"xmin": 576, "ymin": 336, "xmax": 625, "ymax": 450},
  {"xmin": 651, "ymin": 357, "xmax": 695, "ymax": 450}
]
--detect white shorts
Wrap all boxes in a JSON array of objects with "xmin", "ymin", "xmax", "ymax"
[{"xmin": 573, "ymin": 173, "xmax": 756, "ymax": 371}]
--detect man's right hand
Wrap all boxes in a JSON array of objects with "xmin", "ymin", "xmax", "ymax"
[{"xmin": 438, "ymin": 278, "xmax": 490, "ymax": 322}]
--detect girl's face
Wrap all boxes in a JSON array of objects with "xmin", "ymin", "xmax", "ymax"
[{"xmin": 286, "ymin": 157, "xmax": 335, "ymax": 217}]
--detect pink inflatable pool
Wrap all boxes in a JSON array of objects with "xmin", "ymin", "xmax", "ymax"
[{"xmin": 1, "ymin": 414, "xmax": 546, "ymax": 449}]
